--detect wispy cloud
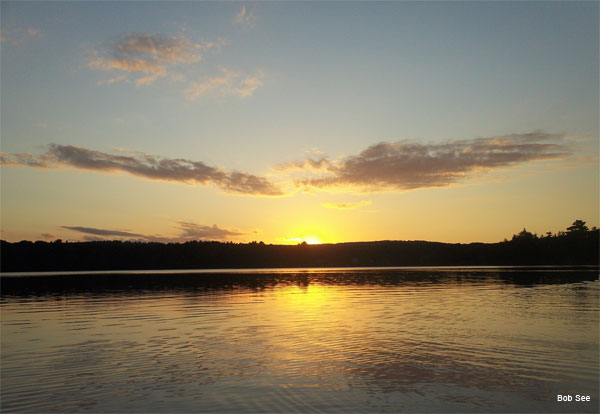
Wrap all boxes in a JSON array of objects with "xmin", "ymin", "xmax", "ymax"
[
  {"xmin": 89, "ymin": 33, "xmax": 223, "ymax": 87},
  {"xmin": 234, "ymin": 6, "xmax": 257, "ymax": 28},
  {"xmin": 1, "ymin": 26, "xmax": 41, "ymax": 45},
  {"xmin": 97, "ymin": 73, "xmax": 129, "ymax": 86},
  {"xmin": 61, "ymin": 222, "xmax": 244, "ymax": 242},
  {"xmin": 0, "ymin": 144, "xmax": 283, "ymax": 196},
  {"xmin": 186, "ymin": 68, "xmax": 263, "ymax": 100},
  {"xmin": 322, "ymin": 200, "xmax": 372, "ymax": 210},
  {"xmin": 26, "ymin": 28, "xmax": 40, "ymax": 37},
  {"xmin": 292, "ymin": 132, "xmax": 572, "ymax": 192},
  {"xmin": 61, "ymin": 226, "xmax": 147, "ymax": 239},
  {"xmin": 0, "ymin": 152, "xmax": 47, "ymax": 168},
  {"xmin": 274, "ymin": 157, "xmax": 332, "ymax": 172},
  {"xmin": 89, "ymin": 32, "xmax": 262, "ymax": 98}
]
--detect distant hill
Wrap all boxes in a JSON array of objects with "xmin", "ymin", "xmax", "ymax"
[{"xmin": 1, "ymin": 222, "xmax": 598, "ymax": 272}]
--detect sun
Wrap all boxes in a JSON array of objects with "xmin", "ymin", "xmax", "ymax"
[{"xmin": 304, "ymin": 236, "xmax": 322, "ymax": 245}]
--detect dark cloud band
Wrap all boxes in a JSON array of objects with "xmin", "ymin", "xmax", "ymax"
[
  {"xmin": 0, "ymin": 132, "xmax": 574, "ymax": 196},
  {"xmin": 0, "ymin": 144, "xmax": 283, "ymax": 196},
  {"xmin": 295, "ymin": 132, "xmax": 571, "ymax": 191},
  {"xmin": 61, "ymin": 222, "xmax": 243, "ymax": 242},
  {"xmin": 61, "ymin": 226, "xmax": 147, "ymax": 238}
]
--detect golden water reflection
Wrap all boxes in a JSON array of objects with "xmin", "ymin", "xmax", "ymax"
[{"xmin": 1, "ymin": 268, "xmax": 598, "ymax": 412}]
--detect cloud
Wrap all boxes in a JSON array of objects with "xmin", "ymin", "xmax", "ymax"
[
  {"xmin": 322, "ymin": 200, "xmax": 372, "ymax": 210},
  {"xmin": 0, "ymin": 152, "xmax": 47, "ymax": 168},
  {"xmin": 274, "ymin": 157, "xmax": 332, "ymax": 172},
  {"xmin": 61, "ymin": 226, "xmax": 146, "ymax": 238},
  {"xmin": 113, "ymin": 33, "xmax": 203, "ymax": 64},
  {"xmin": 177, "ymin": 222, "xmax": 243, "ymax": 240},
  {"xmin": 293, "ymin": 132, "xmax": 572, "ymax": 192},
  {"xmin": 186, "ymin": 68, "xmax": 263, "ymax": 100},
  {"xmin": 234, "ymin": 6, "xmax": 257, "ymax": 27},
  {"xmin": 61, "ymin": 222, "xmax": 244, "ymax": 242},
  {"xmin": 26, "ymin": 28, "xmax": 40, "ymax": 37},
  {"xmin": 0, "ymin": 132, "xmax": 575, "ymax": 197},
  {"xmin": 236, "ymin": 75, "xmax": 263, "ymax": 97},
  {"xmin": 97, "ymin": 73, "xmax": 129, "ymax": 86},
  {"xmin": 0, "ymin": 144, "xmax": 283, "ymax": 196},
  {"xmin": 89, "ymin": 33, "xmax": 221, "ymax": 86},
  {"xmin": 89, "ymin": 33, "xmax": 261, "ymax": 98},
  {"xmin": 40, "ymin": 233, "xmax": 55, "ymax": 240},
  {"xmin": 1, "ymin": 26, "xmax": 40, "ymax": 44},
  {"xmin": 89, "ymin": 57, "xmax": 167, "ymax": 86}
]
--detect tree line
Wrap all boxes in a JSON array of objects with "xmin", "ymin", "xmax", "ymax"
[{"xmin": 1, "ymin": 220, "xmax": 597, "ymax": 272}]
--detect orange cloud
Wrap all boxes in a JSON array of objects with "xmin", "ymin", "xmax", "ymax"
[
  {"xmin": 89, "ymin": 33, "xmax": 218, "ymax": 86},
  {"xmin": 186, "ymin": 69, "xmax": 263, "ymax": 100},
  {"xmin": 234, "ymin": 6, "xmax": 256, "ymax": 27}
]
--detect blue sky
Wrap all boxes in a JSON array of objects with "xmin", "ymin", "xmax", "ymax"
[{"xmin": 1, "ymin": 1, "xmax": 598, "ymax": 243}]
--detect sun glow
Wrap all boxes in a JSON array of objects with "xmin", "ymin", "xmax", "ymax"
[{"xmin": 279, "ymin": 236, "xmax": 323, "ymax": 245}]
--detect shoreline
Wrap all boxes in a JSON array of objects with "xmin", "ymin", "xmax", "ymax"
[{"xmin": 2, "ymin": 264, "xmax": 599, "ymax": 278}]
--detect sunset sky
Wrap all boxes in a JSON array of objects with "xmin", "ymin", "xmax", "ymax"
[{"xmin": 1, "ymin": 1, "xmax": 598, "ymax": 244}]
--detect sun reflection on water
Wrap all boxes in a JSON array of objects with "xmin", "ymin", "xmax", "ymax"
[{"xmin": 1, "ymin": 270, "xmax": 598, "ymax": 413}]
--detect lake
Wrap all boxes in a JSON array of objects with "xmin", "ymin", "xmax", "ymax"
[{"xmin": 1, "ymin": 266, "xmax": 598, "ymax": 413}]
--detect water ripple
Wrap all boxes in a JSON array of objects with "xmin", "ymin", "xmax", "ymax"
[{"xmin": 1, "ymin": 268, "xmax": 598, "ymax": 412}]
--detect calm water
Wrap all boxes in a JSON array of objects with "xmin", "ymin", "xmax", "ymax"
[{"xmin": 1, "ymin": 267, "xmax": 598, "ymax": 413}]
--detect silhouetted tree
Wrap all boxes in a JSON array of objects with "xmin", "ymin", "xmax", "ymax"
[
  {"xmin": 1, "ymin": 219, "xmax": 598, "ymax": 272},
  {"xmin": 512, "ymin": 228, "xmax": 537, "ymax": 241},
  {"xmin": 567, "ymin": 220, "xmax": 589, "ymax": 233}
]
